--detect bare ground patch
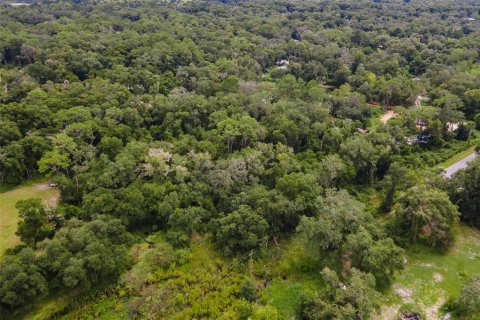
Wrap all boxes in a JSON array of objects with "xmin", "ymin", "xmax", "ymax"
[
  {"xmin": 381, "ymin": 110, "xmax": 398, "ymax": 124},
  {"xmin": 34, "ymin": 183, "xmax": 50, "ymax": 191},
  {"xmin": 373, "ymin": 304, "xmax": 401, "ymax": 320},
  {"xmin": 425, "ymin": 296, "xmax": 446, "ymax": 320},
  {"xmin": 433, "ymin": 273, "xmax": 443, "ymax": 283}
]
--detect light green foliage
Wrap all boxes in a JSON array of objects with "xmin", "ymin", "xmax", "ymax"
[
  {"xmin": 0, "ymin": 248, "xmax": 47, "ymax": 309},
  {"xmin": 298, "ymin": 188, "xmax": 404, "ymax": 289},
  {"xmin": 38, "ymin": 150, "xmax": 70, "ymax": 175},
  {"xmin": 317, "ymin": 153, "xmax": 350, "ymax": 188},
  {"xmin": 457, "ymin": 274, "xmax": 480, "ymax": 315},
  {"xmin": 110, "ymin": 237, "xmax": 270, "ymax": 319},
  {"xmin": 216, "ymin": 113, "xmax": 266, "ymax": 152},
  {"xmin": 464, "ymin": 89, "xmax": 480, "ymax": 117},
  {"xmin": 220, "ymin": 75, "xmax": 240, "ymax": 93},
  {"xmin": 340, "ymin": 136, "xmax": 382, "ymax": 183},
  {"xmin": 54, "ymin": 106, "xmax": 92, "ymax": 128}
]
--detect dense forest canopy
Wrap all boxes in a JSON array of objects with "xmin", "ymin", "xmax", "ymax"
[{"xmin": 0, "ymin": 0, "xmax": 479, "ymax": 319}]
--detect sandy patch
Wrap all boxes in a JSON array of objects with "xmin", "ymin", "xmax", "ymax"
[
  {"xmin": 426, "ymin": 296, "xmax": 446, "ymax": 320},
  {"xmin": 35, "ymin": 183, "xmax": 50, "ymax": 191},
  {"xmin": 433, "ymin": 273, "xmax": 443, "ymax": 282},
  {"xmin": 47, "ymin": 194, "xmax": 60, "ymax": 208},
  {"xmin": 34, "ymin": 183, "xmax": 60, "ymax": 207},
  {"xmin": 381, "ymin": 110, "xmax": 398, "ymax": 124}
]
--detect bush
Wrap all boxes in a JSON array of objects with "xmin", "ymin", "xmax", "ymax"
[{"xmin": 457, "ymin": 274, "xmax": 480, "ymax": 315}]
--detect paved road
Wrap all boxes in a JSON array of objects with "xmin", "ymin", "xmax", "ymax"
[{"xmin": 444, "ymin": 152, "xmax": 478, "ymax": 178}]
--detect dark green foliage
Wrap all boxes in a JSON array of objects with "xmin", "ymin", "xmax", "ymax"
[
  {"xmin": 214, "ymin": 205, "xmax": 269, "ymax": 256},
  {"xmin": 0, "ymin": 0, "xmax": 479, "ymax": 316},
  {"xmin": 167, "ymin": 206, "xmax": 209, "ymax": 247},
  {"xmin": 449, "ymin": 159, "xmax": 480, "ymax": 227},
  {"xmin": 0, "ymin": 249, "xmax": 47, "ymax": 310},
  {"xmin": 391, "ymin": 185, "xmax": 459, "ymax": 248},
  {"xmin": 380, "ymin": 162, "xmax": 416, "ymax": 213},
  {"xmin": 16, "ymin": 198, "xmax": 54, "ymax": 247},
  {"xmin": 38, "ymin": 218, "xmax": 132, "ymax": 290},
  {"xmin": 344, "ymin": 228, "xmax": 404, "ymax": 288},
  {"xmin": 238, "ymin": 279, "xmax": 259, "ymax": 302},
  {"xmin": 455, "ymin": 123, "xmax": 473, "ymax": 141},
  {"xmin": 301, "ymin": 268, "xmax": 378, "ymax": 320}
]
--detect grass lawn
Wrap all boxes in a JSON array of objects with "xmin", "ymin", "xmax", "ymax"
[
  {"xmin": 376, "ymin": 224, "xmax": 480, "ymax": 319},
  {"xmin": 0, "ymin": 181, "xmax": 59, "ymax": 255}
]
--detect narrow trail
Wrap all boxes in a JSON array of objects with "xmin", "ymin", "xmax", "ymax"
[
  {"xmin": 381, "ymin": 110, "xmax": 397, "ymax": 124},
  {"xmin": 426, "ymin": 296, "xmax": 446, "ymax": 320}
]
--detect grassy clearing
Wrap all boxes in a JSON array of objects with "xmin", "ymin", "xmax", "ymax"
[
  {"xmin": 45, "ymin": 234, "xmax": 326, "ymax": 320},
  {"xmin": 367, "ymin": 106, "xmax": 385, "ymax": 129},
  {"xmin": 264, "ymin": 280, "xmax": 307, "ymax": 318},
  {"xmin": 0, "ymin": 181, "xmax": 59, "ymax": 255},
  {"xmin": 263, "ymin": 271, "xmax": 321, "ymax": 319},
  {"xmin": 262, "ymin": 236, "xmax": 324, "ymax": 319},
  {"xmin": 21, "ymin": 293, "xmax": 73, "ymax": 320},
  {"xmin": 55, "ymin": 290, "xmax": 127, "ymax": 320},
  {"xmin": 376, "ymin": 224, "xmax": 480, "ymax": 319}
]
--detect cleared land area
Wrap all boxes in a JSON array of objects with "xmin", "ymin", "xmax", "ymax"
[
  {"xmin": 380, "ymin": 110, "xmax": 398, "ymax": 124},
  {"xmin": 443, "ymin": 152, "xmax": 477, "ymax": 178},
  {"xmin": 375, "ymin": 225, "xmax": 480, "ymax": 320},
  {"xmin": 0, "ymin": 182, "xmax": 59, "ymax": 254}
]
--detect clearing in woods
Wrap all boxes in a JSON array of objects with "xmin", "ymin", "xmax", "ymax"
[
  {"xmin": 0, "ymin": 182, "xmax": 59, "ymax": 255},
  {"xmin": 381, "ymin": 110, "xmax": 398, "ymax": 124},
  {"xmin": 374, "ymin": 225, "xmax": 480, "ymax": 320}
]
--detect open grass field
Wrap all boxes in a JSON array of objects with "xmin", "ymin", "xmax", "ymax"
[
  {"xmin": 375, "ymin": 224, "xmax": 480, "ymax": 320},
  {"xmin": 0, "ymin": 182, "xmax": 59, "ymax": 255}
]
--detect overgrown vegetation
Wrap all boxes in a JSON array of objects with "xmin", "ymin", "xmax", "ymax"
[{"xmin": 1, "ymin": 0, "xmax": 479, "ymax": 319}]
